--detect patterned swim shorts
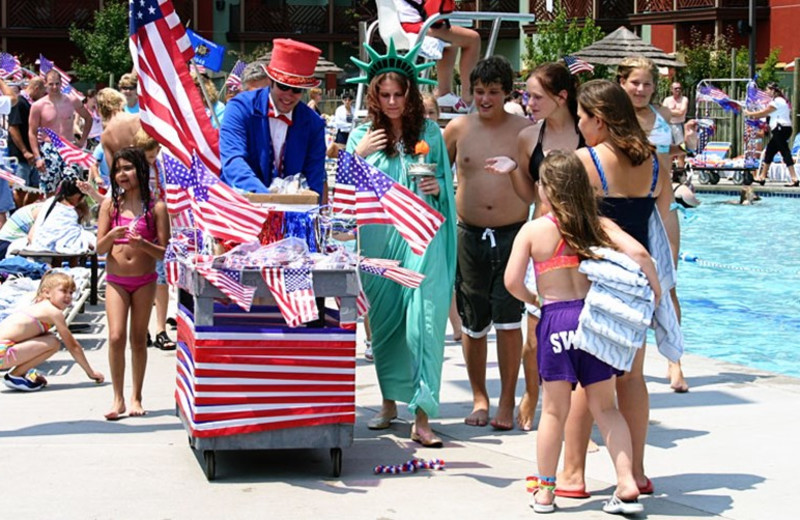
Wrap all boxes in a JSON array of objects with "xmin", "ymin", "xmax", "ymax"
[{"xmin": 39, "ymin": 141, "xmax": 82, "ymax": 195}]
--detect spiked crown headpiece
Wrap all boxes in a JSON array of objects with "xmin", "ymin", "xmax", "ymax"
[{"xmin": 346, "ymin": 39, "xmax": 437, "ymax": 87}]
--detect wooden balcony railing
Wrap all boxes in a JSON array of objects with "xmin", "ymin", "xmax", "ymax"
[
  {"xmin": 7, "ymin": 0, "xmax": 100, "ymax": 29},
  {"xmin": 528, "ymin": 0, "xmax": 632, "ymax": 24},
  {"xmin": 636, "ymin": 0, "xmax": 767, "ymax": 12},
  {"xmin": 530, "ymin": 0, "xmax": 592, "ymax": 22}
]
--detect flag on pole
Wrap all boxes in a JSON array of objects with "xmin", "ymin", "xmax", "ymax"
[
  {"xmin": 225, "ymin": 60, "xmax": 247, "ymax": 91},
  {"xmin": 38, "ymin": 55, "xmax": 70, "ymax": 89},
  {"xmin": 335, "ymin": 151, "xmax": 444, "ymax": 255},
  {"xmin": 0, "ymin": 53, "xmax": 22, "ymax": 80},
  {"xmin": 0, "ymin": 166, "xmax": 25, "ymax": 186},
  {"xmin": 129, "ymin": 0, "xmax": 221, "ymax": 173},
  {"xmin": 746, "ymin": 80, "xmax": 772, "ymax": 109},
  {"xmin": 161, "ymin": 152, "xmax": 195, "ymax": 228},
  {"xmin": 261, "ymin": 266, "xmax": 319, "ymax": 327},
  {"xmin": 196, "ymin": 264, "xmax": 256, "ymax": 311},
  {"xmin": 697, "ymin": 84, "xmax": 741, "ymax": 113},
  {"xmin": 38, "ymin": 128, "xmax": 96, "ymax": 169},
  {"xmin": 563, "ymin": 55, "xmax": 594, "ymax": 75},
  {"xmin": 38, "ymin": 55, "xmax": 83, "ymax": 99},
  {"xmin": 186, "ymin": 29, "xmax": 226, "ymax": 72},
  {"xmin": 188, "ymin": 154, "xmax": 270, "ymax": 243},
  {"xmin": 359, "ymin": 257, "xmax": 425, "ymax": 288}
]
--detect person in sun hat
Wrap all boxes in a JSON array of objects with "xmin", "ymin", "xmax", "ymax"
[{"xmin": 220, "ymin": 39, "xmax": 327, "ymax": 201}]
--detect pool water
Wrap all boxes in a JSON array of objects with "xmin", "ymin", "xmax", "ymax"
[{"xmin": 673, "ymin": 192, "xmax": 800, "ymax": 378}]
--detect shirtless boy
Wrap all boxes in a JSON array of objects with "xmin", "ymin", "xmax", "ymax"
[
  {"xmin": 28, "ymin": 70, "xmax": 93, "ymax": 195},
  {"xmin": 444, "ymin": 56, "xmax": 532, "ymax": 430}
]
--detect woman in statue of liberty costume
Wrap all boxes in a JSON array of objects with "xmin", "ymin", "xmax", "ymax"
[{"xmin": 345, "ymin": 41, "xmax": 457, "ymax": 447}]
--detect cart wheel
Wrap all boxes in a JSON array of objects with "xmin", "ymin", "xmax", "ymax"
[
  {"xmin": 698, "ymin": 171, "xmax": 710, "ymax": 184},
  {"xmin": 732, "ymin": 170, "xmax": 744, "ymax": 185},
  {"xmin": 188, "ymin": 435, "xmax": 195, "ymax": 449},
  {"xmin": 330, "ymin": 448, "xmax": 342, "ymax": 477},
  {"xmin": 743, "ymin": 171, "xmax": 754, "ymax": 185},
  {"xmin": 203, "ymin": 450, "xmax": 216, "ymax": 481},
  {"xmin": 709, "ymin": 171, "xmax": 721, "ymax": 185}
]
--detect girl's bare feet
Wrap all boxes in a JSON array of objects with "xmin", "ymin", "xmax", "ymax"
[
  {"xmin": 105, "ymin": 400, "xmax": 126, "ymax": 421},
  {"xmin": 516, "ymin": 391, "xmax": 537, "ymax": 431},
  {"xmin": 129, "ymin": 400, "xmax": 147, "ymax": 417},
  {"xmin": 464, "ymin": 407, "xmax": 489, "ymax": 427},
  {"xmin": 668, "ymin": 361, "xmax": 689, "ymax": 393}
]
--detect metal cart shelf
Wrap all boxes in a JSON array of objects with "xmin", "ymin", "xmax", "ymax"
[{"xmin": 176, "ymin": 266, "xmax": 360, "ymax": 480}]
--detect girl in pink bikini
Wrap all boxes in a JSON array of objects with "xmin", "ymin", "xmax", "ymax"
[
  {"xmin": 0, "ymin": 271, "xmax": 104, "ymax": 391},
  {"xmin": 96, "ymin": 147, "xmax": 169, "ymax": 420}
]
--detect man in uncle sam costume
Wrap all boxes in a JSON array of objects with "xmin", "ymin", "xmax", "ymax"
[{"xmin": 220, "ymin": 39, "xmax": 327, "ymax": 201}]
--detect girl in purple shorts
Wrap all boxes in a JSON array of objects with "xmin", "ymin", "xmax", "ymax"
[{"xmin": 504, "ymin": 151, "xmax": 661, "ymax": 515}]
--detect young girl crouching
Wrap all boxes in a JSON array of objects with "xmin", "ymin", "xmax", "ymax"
[
  {"xmin": 504, "ymin": 151, "xmax": 661, "ymax": 515},
  {"xmin": 0, "ymin": 271, "xmax": 104, "ymax": 391}
]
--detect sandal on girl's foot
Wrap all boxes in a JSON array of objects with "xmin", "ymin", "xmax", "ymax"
[
  {"xmin": 410, "ymin": 425, "xmax": 443, "ymax": 448},
  {"xmin": 784, "ymin": 181, "xmax": 800, "ymax": 187},
  {"xmin": 756, "ymin": 179, "xmax": 766, "ymax": 186},
  {"xmin": 154, "ymin": 331, "xmax": 176, "ymax": 351},
  {"xmin": 602, "ymin": 494, "xmax": 644, "ymax": 515},
  {"xmin": 367, "ymin": 413, "xmax": 397, "ymax": 430},
  {"xmin": 529, "ymin": 492, "xmax": 555, "ymax": 514},
  {"xmin": 529, "ymin": 475, "xmax": 556, "ymax": 513}
]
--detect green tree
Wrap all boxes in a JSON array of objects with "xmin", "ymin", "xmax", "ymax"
[
  {"xmin": 69, "ymin": 0, "xmax": 132, "ymax": 84},
  {"xmin": 676, "ymin": 27, "xmax": 748, "ymax": 90},
  {"xmin": 521, "ymin": 5, "xmax": 604, "ymax": 74},
  {"xmin": 756, "ymin": 47, "xmax": 781, "ymax": 88}
]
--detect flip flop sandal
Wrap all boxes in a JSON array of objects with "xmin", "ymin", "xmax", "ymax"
[
  {"xmin": 602, "ymin": 494, "xmax": 644, "ymax": 515},
  {"xmin": 154, "ymin": 331, "xmax": 177, "ymax": 351}
]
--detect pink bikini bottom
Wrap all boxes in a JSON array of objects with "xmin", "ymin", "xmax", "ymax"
[{"xmin": 107, "ymin": 272, "xmax": 158, "ymax": 295}]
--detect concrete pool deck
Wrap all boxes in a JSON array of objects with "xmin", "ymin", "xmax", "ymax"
[{"xmin": 1, "ymin": 301, "xmax": 797, "ymax": 519}]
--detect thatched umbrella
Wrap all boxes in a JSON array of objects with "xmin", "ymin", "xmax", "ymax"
[{"xmin": 574, "ymin": 26, "xmax": 686, "ymax": 68}]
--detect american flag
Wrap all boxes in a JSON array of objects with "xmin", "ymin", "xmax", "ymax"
[
  {"xmin": 563, "ymin": 55, "xmax": 594, "ymax": 75},
  {"xmin": 262, "ymin": 266, "xmax": 319, "ymax": 327},
  {"xmin": 38, "ymin": 55, "xmax": 83, "ymax": 99},
  {"xmin": 335, "ymin": 151, "xmax": 444, "ymax": 256},
  {"xmin": 162, "ymin": 151, "xmax": 268, "ymax": 242},
  {"xmin": 697, "ymin": 84, "xmax": 741, "ymax": 113},
  {"xmin": 38, "ymin": 128, "xmax": 95, "ymax": 169},
  {"xmin": 225, "ymin": 60, "xmax": 247, "ymax": 91},
  {"xmin": 0, "ymin": 52, "xmax": 21, "ymax": 80},
  {"xmin": 746, "ymin": 80, "xmax": 772, "ymax": 109},
  {"xmin": 162, "ymin": 152, "xmax": 195, "ymax": 228},
  {"xmin": 196, "ymin": 264, "xmax": 256, "ymax": 311},
  {"xmin": 0, "ymin": 165, "xmax": 25, "ymax": 186},
  {"xmin": 189, "ymin": 154, "xmax": 270, "ymax": 243},
  {"xmin": 129, "ymin": 0, "xmax": 221, "ymax": 173},
  {"xmin": 360, "ymin": 257, "xmax": 425, "ymax": 289}
]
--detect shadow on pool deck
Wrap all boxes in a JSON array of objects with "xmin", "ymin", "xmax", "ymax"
[{"xmin": 0, "ymin": 301, "xmax": 797, "ymax": 519}]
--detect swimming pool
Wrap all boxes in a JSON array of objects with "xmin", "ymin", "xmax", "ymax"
[{"xmin": 673, "ymin": 191, "xmax": 800, "ymax": 378}]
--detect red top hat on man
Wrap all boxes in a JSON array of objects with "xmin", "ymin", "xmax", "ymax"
[{"xmin": 264, "ymin": 39, "xmax": 321, "ymax": 89}]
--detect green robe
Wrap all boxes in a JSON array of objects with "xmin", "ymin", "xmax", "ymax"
[{"xmin": 347, "ymin": 119, "xmax": 457, "ymax": 417}]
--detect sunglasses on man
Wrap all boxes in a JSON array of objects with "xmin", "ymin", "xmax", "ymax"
[{"xmin": 274, "ymin": 82, "xmax": 303, "ymax": 94}]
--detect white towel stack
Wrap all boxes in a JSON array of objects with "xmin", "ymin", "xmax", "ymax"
[{"xmin": 575, "ymin": 247, "xmax": 656, "ymax": 372}]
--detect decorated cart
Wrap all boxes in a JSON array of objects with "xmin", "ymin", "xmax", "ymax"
[{"xmin": 687, "ymin": 78, "xmax": 769, "ymax": 185}]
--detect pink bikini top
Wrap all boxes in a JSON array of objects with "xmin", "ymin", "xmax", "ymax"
[
  {"xmin": 112, "ymin": 204, "xmax": 158, "ymax": 245},
  {"xmin": 533, "ymin": 214, "xmax": 580, "ymax": 277}
]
